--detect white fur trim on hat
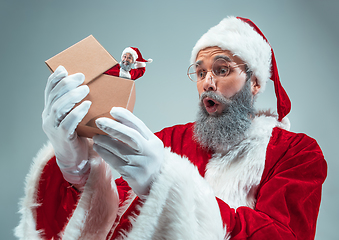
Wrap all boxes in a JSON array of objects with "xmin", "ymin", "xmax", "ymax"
[
  {"xmin": 134, "ymin": 61, "xmax": 146, "ymax": 68},
  {"xmin": 190, "ymin": 16, "xmax": 272, "ymax": 93},
  {"xmin": 122, "ymin": 47, "xmax": 138, "ymax": 62}
]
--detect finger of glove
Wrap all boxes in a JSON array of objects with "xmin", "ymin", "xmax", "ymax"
[
  {"xmin": 45, "ymin": 66, "xmax": 68, "ymax": 106},
  {"xmin": 95, "ymin": 117, "xmax": 144, "ymax": 152},
  {"xmin": 93, "ymin": 143, "xmax": 135, "ymax": 177},
  {"xmin": 42, "ymin": 85, "xmax": 89, "ymax": 132},
  {"xmin": 110, "ymin": 107, "xmax": 152, "ymax": 140},
  {"xmin": 93, "ymin": 134, "xmax": 138, "ymax": 163},
  {"xmin": 45, "ymin": 72, "xmax": 85, "ymax": 114},
  {"xmin": 49, "ymin": 85, "xmax": 90, "ymax": 128},
  {"xmin": 59, "ymin": 100, "xmax": 92, "ymax": 140}
]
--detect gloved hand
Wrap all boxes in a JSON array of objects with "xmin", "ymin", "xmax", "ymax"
[
  {"xmin": 93, "ymin": 107, "xmax": 164, "ymax": 198},
  {"xmin": 42, "ymin": 65, "xmax": 92, "ymax": 185}
]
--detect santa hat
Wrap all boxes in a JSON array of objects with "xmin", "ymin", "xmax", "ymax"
[
  {"xmin": 190, "ymin": 16, "xmax": 291, "ymax": 121},
  {"xmin": 121, "ymin": 47, "xmax": 153, "ymax": 63}
]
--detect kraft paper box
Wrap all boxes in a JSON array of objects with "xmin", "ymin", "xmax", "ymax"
[{"xmin": 45, "ymin": 35, "xmax": 136, "ymax": 138}]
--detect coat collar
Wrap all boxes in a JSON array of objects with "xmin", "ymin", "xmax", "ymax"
[{"xmin": 205, "ymin": 113, "xmax": 285, "ymax": 209}]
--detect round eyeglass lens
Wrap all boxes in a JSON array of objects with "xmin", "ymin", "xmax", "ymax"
[
  {"xmin": 212, "ymin": 58, "xmax": 231, "ymax": 77},
  {"xmin": 187, "ymin": 64, "xmax": 201, "ymax": 82}
]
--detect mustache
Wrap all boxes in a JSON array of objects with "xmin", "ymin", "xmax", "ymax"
[
  {"xmin": 199, "ymin": 91, "xmax": 232, "ymax": 109},
  {"xmin": 121, "ymin": 60, "xmax": 131, "ymax": 66}
]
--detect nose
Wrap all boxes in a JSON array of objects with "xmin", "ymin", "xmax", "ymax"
[{"xmin": 202, "ymin": 71, "xmax": 216, "ymax": 92}]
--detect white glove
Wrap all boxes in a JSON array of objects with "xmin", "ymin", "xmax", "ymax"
[
  {"xmin": 93, "ymin": 107, "xmax": 164, "ymax": 198},
  {"xmin": 42, "ymin": 65, "xmax": 92, "ymax": 185}
]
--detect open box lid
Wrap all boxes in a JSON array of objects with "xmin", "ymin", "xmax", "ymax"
[{"xmin": 45, "ymin": 35, "xmax": 118, "ymax": 84}]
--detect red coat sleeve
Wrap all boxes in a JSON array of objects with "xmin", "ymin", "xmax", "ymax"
[
  {"xmin": 129, "ymin": 67, "xmax": 145, "ymax": 80},
  {"xmin": 35, "ymin": 156, "xmax": 81, "ymax": 239},
  {"xmin": 108, "ymin": 177, "xmax": 144, "ymax": 239},
  {"xmin": 104, "ymin": 64, "xmax": 120, "ymax": 77},
  {"xmin": 217, "ymin": 128, "xmax": 327, "ymax": 239}
]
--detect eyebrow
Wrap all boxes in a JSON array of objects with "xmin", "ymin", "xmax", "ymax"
[
  {"xmin": 195, "ymin": 55, "xmax": 232, "ymax": 65},
  {"xmin": 214, "ymin": 55, "xmax": 232, "ymax": 62},
  {"xmin": 195, "ymin": 60, "xmax": 203, "ymax": 66}
]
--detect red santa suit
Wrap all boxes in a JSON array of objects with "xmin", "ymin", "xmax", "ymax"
[
  {"xmin": 104, "ymin": 62, "xmax": 146, "ymax": 80},
  {"xmin": 14, "ymin": 113, "xmax": 327, "ymax": 239},
  {"xmin": 104, "ymin": 47, "xmax": 151, "ymax": 80}
]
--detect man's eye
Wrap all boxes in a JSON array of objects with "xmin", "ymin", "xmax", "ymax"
[
  {"xmin": 197, "ymin": 70, "xmax": 206, "ymax": 79},
  {"xmin": 215, "ymin": 66, "xmax": 229, "ymax": 76},
  {"xmin": 220, "ymin": 67, "xmax": 228, "ymax": 75}
]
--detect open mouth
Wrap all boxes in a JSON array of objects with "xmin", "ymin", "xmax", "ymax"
[{"xmin": 203, "ymin": 97, "xmax": 220, "ymax": 114}]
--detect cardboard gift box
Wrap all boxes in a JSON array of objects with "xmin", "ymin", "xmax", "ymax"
[{"xmin": 45, "ymin": 35, "xmax": 136, "ymax": 138}]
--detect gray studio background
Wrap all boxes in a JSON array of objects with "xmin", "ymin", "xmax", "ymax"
[{"xmin": 1, "ymin": 0, "xmax": 338, "ymax": 239}]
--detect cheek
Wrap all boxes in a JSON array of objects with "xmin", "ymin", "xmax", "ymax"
[
  {"xmin": 196, "ymin": 82, "xmax": 204, "ymax": 96},
  {"xmin": 218, "ymin": 76, "xmax": 246, "ymax": 98}
]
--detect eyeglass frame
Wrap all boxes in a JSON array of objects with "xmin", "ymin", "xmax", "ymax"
[{"xmin": 187, "ymin": 58, "xmax": 248, "ymax": 82}]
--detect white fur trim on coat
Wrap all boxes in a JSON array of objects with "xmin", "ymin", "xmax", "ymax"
[
  {"xmin": 15, "ymin": 142, "xmax": 119, "ymax": 240},
  {"xmin": 62, "ymin": 154, "xmax": 119, "ymax": 239},
  {"xmin": 14, "ymin": 142, "xmax": 55, "ymax": 239},
  {"xmin": 119, "ymin": 67, "xmax": 132, "ymax": 79},
  {"xmin": 205, "ymin": 115, "xmax": 280, "ymax": 209},
  {"xmin": 124, "ymin": 148, "xmax": 227, "ymax": 240},
  {"xmin": 190, "ymin": 16, "xmax": 271, "ymax": 93}
]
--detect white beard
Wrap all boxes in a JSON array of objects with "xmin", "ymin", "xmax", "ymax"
[
  {"xmin": 193, "ymin": 79, "xmax": 255, "ymax": 153},
  {"xmin": 120, "ymin": 61, "xmax": 133, "ymax": 72}
]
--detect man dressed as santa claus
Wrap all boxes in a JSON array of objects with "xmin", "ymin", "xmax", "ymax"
[
  {"xmin": 15, "ymin": 16, "xmax": 327, "ymax": 240},
  {"xmin": 104, "ymin": 47, "xmax": 152, "ymax": 80}
]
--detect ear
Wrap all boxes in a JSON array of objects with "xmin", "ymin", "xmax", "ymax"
[{"xmin": 251, "ymin": 76, "xmax": 261, "ymax": 96}]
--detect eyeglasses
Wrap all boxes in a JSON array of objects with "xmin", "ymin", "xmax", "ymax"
[{"xmin": 187, "ymin": 58, "xmax": 247, "ymax": 82}]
